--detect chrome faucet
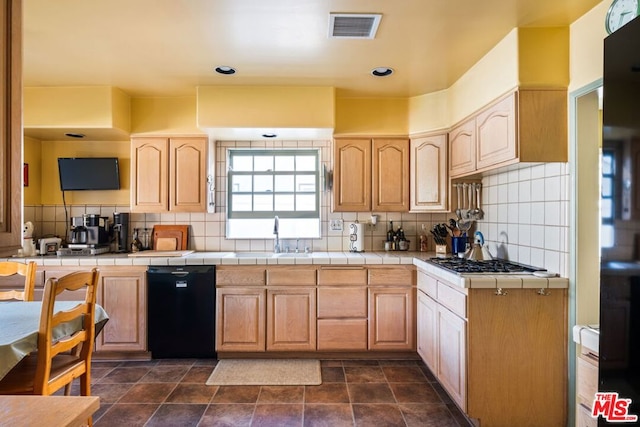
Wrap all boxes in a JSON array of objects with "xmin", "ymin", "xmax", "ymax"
[{"xmin": 273, "ymin": 216, "xmax": 280, "ymax": 253}]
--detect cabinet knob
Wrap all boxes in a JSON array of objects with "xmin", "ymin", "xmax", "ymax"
[
  {"xmin": 536, "ymin": 288, "xmax": 550, "ymax": 296},
  {"xmin": 495, "ymin": 287, "xmax": 508, "ymax": 296}
]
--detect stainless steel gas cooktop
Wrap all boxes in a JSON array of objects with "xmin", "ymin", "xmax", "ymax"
[{"xmin": 425, "ymin": 257, "xmax": 545, "ymax": 275}]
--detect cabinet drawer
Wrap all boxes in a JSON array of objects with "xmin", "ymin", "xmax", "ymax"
[
  {"xmin": 317, "ymin": 287, "xmax": 367, "ymax": 318},
  {"xmin": 437, "ymin": 282, "xmax": 466, "ymax": 318},
  {"xmin": 267, "ymin": 268, "xmax": 316, "ymax": 286},
  {"xmin": 577, "ymin": 355, "xmax": 598, "ymax": 405},
  {"xmin": 317, "ymin": 267, "xmax": 366, "ymax": 286},
  {"xmin": 417, "ymin": 270, "xmax": 437, "ymax": 299},
  {"xmin": 317, "ymin": 319, "xmax": 367, "ymax": 350},
  {"xmin": 368, "ymin": 267, "xmax": 413, "ymax": 286},
  {"xmin": 217, "ymin": 267, "xmax": 265, "ymax": 286}
]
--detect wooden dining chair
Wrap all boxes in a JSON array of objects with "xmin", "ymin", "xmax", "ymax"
[
  {"xmin": 0, "ymin": 261, "xmax": 37, "ymax": 301},
  {"xmin": 0, "ymin": 268, "xmax": 99, "ymax": 401}
]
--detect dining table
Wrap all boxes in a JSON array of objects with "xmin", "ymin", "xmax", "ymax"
[{"xmin": 0, "ymin": 301, "xmax": 109, "ymax": 381}]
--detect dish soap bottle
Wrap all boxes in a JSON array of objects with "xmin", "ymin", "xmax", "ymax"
[{"xmin": 419, "ymin": 224, "xmax": 428, "ymax": 252}]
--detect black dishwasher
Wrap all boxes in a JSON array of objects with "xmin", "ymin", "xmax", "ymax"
[{"xmin": 147, "ymin": 265, "xmax": 216, "ymax": 358}]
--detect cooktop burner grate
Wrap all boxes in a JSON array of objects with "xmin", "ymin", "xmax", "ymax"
[{"xmin": 426, "ymin": 257, "xmax": 544, "ymax": 274}]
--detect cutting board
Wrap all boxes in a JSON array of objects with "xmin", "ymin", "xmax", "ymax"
[
  {"xmin": 152, "ymin": 225, "xmax": 189, "ymax": 250},
  {"xmin": 128, "ymin": 250, "xmax": 194, "ymax": 257}
]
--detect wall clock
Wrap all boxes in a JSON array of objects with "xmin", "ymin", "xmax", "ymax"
[{"xmin": 606, "ymin": 0, "xmax": 640, "ymax": 34}]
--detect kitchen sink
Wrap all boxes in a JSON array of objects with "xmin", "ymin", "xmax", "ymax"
[
  {"xmin": 273, "ymin": 252, "xmax": 312, "ymax": 258},
  {"xmin": 224, "ymin": 252, "xmax": 272, "ymax": 258}
]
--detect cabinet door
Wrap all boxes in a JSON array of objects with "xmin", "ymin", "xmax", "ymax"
[
  {"xmin": 449, "ymin": 118, "xmax": 476, "ymax": 178},
  {"xmin": 169, "ymin": 137, "xmax": 207, "ymax": 212},
  {"xmin": 372, "ymin": 138, "xmax": 410, "ymax": 212},
  {"xmin": 131, "ymin": 137, "xmax": 169, "ymax": 212},
  {"xmin": 410, "ymin": 134, "xmax": 448, "ymax": 212},
  {"xmin": 333, "ymin": 138, "xmax": 371, "ymax": 212},
  {"xmin": 267, "ymin": 287, "xmax": 316, "ymax": 351},
  {"xmin": 368, "ymin": 287, "xmax": 415, "ymax": 350},
  {"xmin": 476, "ymin": 93, "xmax": 517, "ymax": 170},
  {"xmin": 417, "ymin": 290, "xmax": 437, "ymax": 372},
  {"xmin": 437, "ymin": 305, "xmax": 467, "ymax": 411},
  {"xmin": 216, "ymin": 287, "xmax": 266, "ymax": 352},
  {"xmin": 0, "ymin": 0, "xmax": 22, "ymax": 256},
  {"xmin": 95, "ymin": 269, "xmax": 147, "ymax": 352}
]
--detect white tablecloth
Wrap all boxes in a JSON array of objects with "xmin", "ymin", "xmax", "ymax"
[{"xmin": 0, "ymin": 301, "xmax": 109, "ymax": 380}]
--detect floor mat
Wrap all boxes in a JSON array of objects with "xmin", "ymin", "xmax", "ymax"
[{"xmin": 205, "ymin": 359, "xmax": 322, "ymax": 386}]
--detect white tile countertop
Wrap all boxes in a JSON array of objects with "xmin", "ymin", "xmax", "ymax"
[
  {"xmin": 2, "ymin": 251, "xmax": 423, "ymax": 267},
  {"xmin": 3, "ymin": 251, "xmax": 569, "ymax": 290},
  {"xmin": 573, "ymin": 324, "xmax": 599, "ymax": 355}
]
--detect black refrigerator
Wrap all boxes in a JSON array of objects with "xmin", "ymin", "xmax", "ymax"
[{"xmin": 600, "ymin": 15, "xmax": 640, "ymax": 425}]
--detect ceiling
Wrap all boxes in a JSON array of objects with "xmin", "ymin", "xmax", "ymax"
[{"xmin": 23, "ymin": 0, "xmax": 602, "ymax": 99}]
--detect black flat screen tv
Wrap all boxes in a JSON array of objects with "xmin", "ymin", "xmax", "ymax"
[{"xmin": 58, "ymin": 157, "xmax": 121, "ymax": 191}]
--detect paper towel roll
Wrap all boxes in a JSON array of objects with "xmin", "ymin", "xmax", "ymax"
[{"xmin": 349, "ymin": 222, "xmax": 364, "ymax": 252}]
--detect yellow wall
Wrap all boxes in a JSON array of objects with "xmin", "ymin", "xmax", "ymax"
[
  {"xmin": 197, "ymin": 86, "xmax": 335, "ymax": 129},
  {"xmin": 334, "ymin": 97, "xmax": 408, "ymax": 135},
  {"xmin": 131, "ymin": 96, "xmax": 203, "ymax": 135},
  {"xmin": 518, "ymin": 27, "xmax": 570, "ymax": 88},
  {"xmin": 408, "ymin": 90, "xmax": 449, "ymax": 135},
  {"xmin": 24, "ymin": 86, "xmax": 130, "ymax": 132},
  {"xmin": 39, "ymin": 140, "xmax": 130, "ymax": 205},
  {"xmin": 569, "ymin": 1, "xmax": 608, "ymax": 92},
  {"xmin": 23, "ymin": 136, "xmax": 42, "ymax": 205}
]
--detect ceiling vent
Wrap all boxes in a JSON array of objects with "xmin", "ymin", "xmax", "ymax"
[{"xmin": 329, "ymin": 13, "xmax": 382, "ymax": 39}]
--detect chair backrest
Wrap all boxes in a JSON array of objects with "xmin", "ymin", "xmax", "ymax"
[
  {"xmin": 0, "ymin": 261, "xmax": 37, "ymax": 301},
  {"xmin": 34, "ymin": 268, "xmax": 99, "ymax": 395}
]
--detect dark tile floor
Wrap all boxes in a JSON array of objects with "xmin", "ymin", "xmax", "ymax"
[{"xmin": 68, "ymin": 358, "xmax": 473, "ymax": 426}]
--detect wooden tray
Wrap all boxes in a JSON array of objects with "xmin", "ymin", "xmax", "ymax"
[{"xmin": 152, "ymin": 225, "xmax": 189, "ymax": 250}]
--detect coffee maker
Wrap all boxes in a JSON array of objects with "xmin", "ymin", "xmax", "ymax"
[
  {"xmin": 82, "ymin": 214, "xmax": 110, "ymax": 246},
  {"xmin": 68, "ymin": 216, "xmax": 88, "ymax": 244},
  {"xmin": 113, "ymin": 212, "xmax": 129, "ymax": 253}
]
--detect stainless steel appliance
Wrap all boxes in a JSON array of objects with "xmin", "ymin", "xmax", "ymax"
[
  {"xmin": 68, "ymin": 216, "xmax": 88, "ymax": 244},
  {"xmin": 425, "ymin": 257, "xmax": 545, "ymax": 274},
  {"xmin": 600, "ymin": 16, "xmax": 640, "ymax": 423},
  {"xmin": 112, "ymin": 212, "xmax": 129, "ymax": 253},
  {"xmin": 147, "ymin": 265, "xmax": 216, "ymax": 358}
]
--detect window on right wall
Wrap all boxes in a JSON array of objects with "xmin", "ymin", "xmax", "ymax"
[{"xmin": 601, "ymin": 148, "xmax": 615, "ymax": 248}]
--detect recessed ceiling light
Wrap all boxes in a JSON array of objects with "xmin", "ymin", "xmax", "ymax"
[
  {"xmin": 371, "ymin": 67, "xmax": 393, "ymax": 77},
  {"xmin": 214, "ymin": 66, "xmax": 236, "ymax": 75},
  {"xmin": 262, "ymin": 133, "xmax": 277, "ymax": 138},
  {"xmin": 64, "ymin": 133, "xmax": 85, "ymax": 138}
]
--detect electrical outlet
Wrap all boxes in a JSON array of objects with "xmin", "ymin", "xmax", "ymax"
[{"xmin": 330, "ymin": 219, "xmax": 343, "ymax": 231}]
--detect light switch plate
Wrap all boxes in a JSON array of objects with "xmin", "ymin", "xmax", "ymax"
[{"xmin": 330, "ymin": 219, "xmax": 343, "ymax": 231}]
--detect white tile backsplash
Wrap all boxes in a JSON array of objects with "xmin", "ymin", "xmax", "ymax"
[{"xmin": 477, "ymin": 162, "xmax": 570, "ymax": 276}]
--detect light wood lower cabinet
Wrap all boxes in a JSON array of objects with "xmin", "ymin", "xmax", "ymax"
[
  {"xmin": 216, "ymin": 265, "xmax": 416, "ymax": 354},
  {"xmin": 95, "ymin": 267, "xmax": 147, "ymax": 352},
  {"xmin": 267, "ymin": 287, "xmax": 316, "ymax": 351},
  {"xmin": 36, "ymin": 266, "xmax": 147, "ymax": 353},
  {"xmin": 368, "ymin": 287, "xmax": 415, "ymax": 350},
  {"xmin": 576, "ymin": 351, "xmax": 598, "ymax": 427},
  {"xmin": 216, "ymin": 287, "xmax": 266, "ymax": 352},
  {"xmin": 317, "ymin": 267, "xmax": 368, "ymax": 350},
  {"xmin": 417, "ymin": 267, "xmax": 567, "ymax": 426}
]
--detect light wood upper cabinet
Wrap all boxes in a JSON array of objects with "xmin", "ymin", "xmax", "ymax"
[
  {"xmin": 476, "ymin": 93, "xmax": 517, "ymax": 169},
  {"xmin": 0, "ymin": 0, "xmax": 22, "ymax": 256},
  {"xmin": 449, "ymin": 118, "xmax": 476, "ymax": 178},
  {"xmin": 449, "ymin": 89, "xmax": 567, "ymax": 178},
  {"xmin": 333, "ymin": 139, "xmax": 371, "ymax": 211},
  {"xmin": 333, "ymin": 137, "xmax": 409, "ymax": 212},
  {"xmin": 372, "ymin": 139, "xmax": 410, "ymax": 212},
  {"xmin": 131, "ymin": 136, "xmax": 207, "ymax": 212},
  {"xmin": 410, "ymin": 133, "xmax": 448, "ymax": 212}
]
